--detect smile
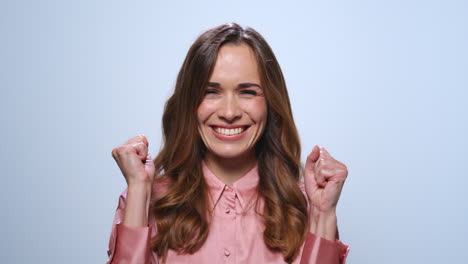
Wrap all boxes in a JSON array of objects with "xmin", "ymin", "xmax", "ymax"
[
  {"xmin": 210, "ymin": 125, "xmax": 250, "ymax": 140},
  {"xmin": 213, "ymin": 126, "xmax": 246, "ymax": 136}
]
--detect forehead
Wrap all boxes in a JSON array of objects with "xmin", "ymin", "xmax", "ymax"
[{"xmin": 209, "ymin": 43, "xmax": 260, "ymax": 83}]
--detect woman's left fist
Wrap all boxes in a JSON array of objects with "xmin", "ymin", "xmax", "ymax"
[{"xmin": 304, "ymin": 145, "xmax": 348, "ymax": 213}]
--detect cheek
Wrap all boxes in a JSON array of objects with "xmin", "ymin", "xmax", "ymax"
[
  {"xmin": 197, "ymin": 101, "xmax": 216, "ymax": 123},
  {"xmin": 245, "ymin": 99, "xmax": 267, "ymax": 123}
]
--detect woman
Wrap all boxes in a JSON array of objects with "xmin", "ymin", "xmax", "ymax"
[{"xmin": 107, "ymin": 23, "xmax": 349, "ymax": 264}]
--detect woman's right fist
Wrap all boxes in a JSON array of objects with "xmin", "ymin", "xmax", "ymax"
[{"xmin": 111, "ymin": 135, "xmax": 155, "ymax": 186}]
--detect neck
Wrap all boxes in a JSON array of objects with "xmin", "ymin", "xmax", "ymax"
[{"xmin": 204, "ymin": 151, "xmax": 257, "ymax": 184}]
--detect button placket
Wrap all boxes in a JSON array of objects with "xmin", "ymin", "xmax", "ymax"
[{"xmin": 223, "ymin": 185, "xmax": 236, "ymax": 215}]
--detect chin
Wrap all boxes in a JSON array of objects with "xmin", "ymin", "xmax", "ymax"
[{"xmin": 207, "ymin": 146, "xmax": 252, "ymax": 160}]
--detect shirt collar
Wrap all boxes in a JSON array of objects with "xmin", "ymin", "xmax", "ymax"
[{"xmin": 202, "ymin": 160, "xmax": 259, "ymax": 211}]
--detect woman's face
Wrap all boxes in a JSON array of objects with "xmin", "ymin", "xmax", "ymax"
[{"xmin": 197, "ymin": 43, "xmax": 267, "ymax": 160}]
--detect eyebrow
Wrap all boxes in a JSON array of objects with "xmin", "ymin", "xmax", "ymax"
[{"xmin": 207, "ymin": 82, "xmax": 262, "ymax": 89}]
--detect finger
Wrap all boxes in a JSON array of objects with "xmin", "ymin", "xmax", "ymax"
[
  {"xmin": 145, "ymin": 154, "xmax": 155, "ymax": 167},
  {"xmin": 318, "ymin": 146, "xmax": 327, "ymax": 159},
  {"xmin": 125, "ymin": 134, "xmax": 149, "ymax": 147},
  {"xmin": 305, "ymin": 145, "xmax": 320, "ymax": 171},
  {"xmin": 132, "ymin": 142, "xmax": 148, "ymax": 160},
  {"xmin": 318, "ymin": 147, "xmax": 347, "ymax": 176},
  {"xmin": 315, "ymin": 159, "xmax": 328, "ymax": 187},
  {"xmin": 318, "ymin": 146, "xmax": 337, "ymax": 162},
  {"xmin": 305, "ymin": 146, "xmax": 321, "ymax": 189},
  {"xmin": 314, "ymin": 154, "xmax": 324, "ymax": 172}
]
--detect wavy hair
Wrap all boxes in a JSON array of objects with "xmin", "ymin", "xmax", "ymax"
[{"xmin": 150, "ymin": 22, "xmax": 308, "ymax": 263}]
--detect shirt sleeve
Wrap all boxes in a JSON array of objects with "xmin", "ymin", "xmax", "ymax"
[
  {"xmin": 106, "ymin": 189, "xmax": 157, "ymax": 264},
  {"xmin": 299, "ymin": 232, "xmax": 350, "ymax": 264}
]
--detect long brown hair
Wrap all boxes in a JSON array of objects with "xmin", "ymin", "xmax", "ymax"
[{"xmin": 151, "ymin": 22, "xmax": 308, "ymax": 263}]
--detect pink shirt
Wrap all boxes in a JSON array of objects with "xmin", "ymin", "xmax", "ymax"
[{"xmin": 106, "ymin": 161, "xmax": 349, "ymax": 263}]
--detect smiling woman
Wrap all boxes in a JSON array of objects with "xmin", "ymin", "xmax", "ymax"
[{"xmin": 107, "ymin": 22, "xmax": 349, "ymax": 264}]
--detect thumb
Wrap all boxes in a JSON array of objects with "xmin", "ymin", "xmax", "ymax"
[
  {"xmin": 304, "ymin": 146, "xmax": 319, "ymax": 198},
  {"xmin": 305, "ymin": 145, "xmax": 320, "ymax": 171}
]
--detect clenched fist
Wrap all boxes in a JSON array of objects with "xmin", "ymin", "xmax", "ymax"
[
  {"xmin": 111, "ymin": 134, "xmax": 155, "ymax": 186},
  {"xmin": 304, "ymin": 145, "xmax": 348, "ymax": 213}
]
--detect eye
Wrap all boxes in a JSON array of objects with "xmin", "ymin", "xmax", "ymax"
[
  {"xmin": 240, "ymin": 90, "xmax": 258, "ymax": 96},
  {"xmin": 204, "ymin": 89, "xmax": 218, "ymax": 95}
]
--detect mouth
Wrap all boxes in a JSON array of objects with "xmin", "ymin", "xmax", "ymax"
[{"xmin": 210, "ymin": 125, "xmax": 250, "ymax": 136}]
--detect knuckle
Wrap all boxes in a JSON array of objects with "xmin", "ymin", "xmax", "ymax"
[
  {"xmin": 138, "ymin": 134, "xmax": 148, "ymax": 143},
  {"xmin": 339, "ymin": 170, "xmax": 348, "ymax": 180},
  {"xmin": 341, "ymin": 165, "xmax": 348, "ymax": 175},
  {"xmin": 316, "ymin": 170, "xmax": 324, "ymax": 179},
  {"xmin": 114, "ymin": 146, "xmax": 123, "ymax": 153},
  {"xmin": 120, "ymin": 145, "xmax": 134, "ymax": 154},
  {"xmin": 135, "ymin": 141, "xmax": 148, "ymax": 150},
  {"xmin": 112, "ymin": 146, "xmax": 127, "ymax": 157}
]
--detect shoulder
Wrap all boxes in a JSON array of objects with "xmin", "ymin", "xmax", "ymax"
[{"xmin": 152, "ymin": 176, "xmax": 172, "ymax": 199}]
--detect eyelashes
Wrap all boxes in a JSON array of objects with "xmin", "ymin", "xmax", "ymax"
[
  {"xmin": 204, "ymin": 89, "xmax": 218, "ymax": 95},
  {"xmin": 204, "ymin": 89, "xmax": 258, "ymax": 96},
  {"xmin": 240, "ymin": 90, "xmax": 257, "ymax": 95}
]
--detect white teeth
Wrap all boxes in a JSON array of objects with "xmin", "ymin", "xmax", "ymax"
[{"xmin": 214, "ymin": 127, "xmax": 245, "ymax": 136}]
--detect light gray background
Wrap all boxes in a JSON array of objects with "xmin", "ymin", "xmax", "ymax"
[{"xmin": 1, "ymin": 0, "xmax": 467, "ymax": 263}]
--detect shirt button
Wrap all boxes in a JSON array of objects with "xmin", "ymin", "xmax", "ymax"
[
  {"xmin": 225, "ymin": 207, "xmax": 230, "ymax": 214},
  {"xmin": 224, "ymin": 249, "xmax": 230, "ymax": 257}
]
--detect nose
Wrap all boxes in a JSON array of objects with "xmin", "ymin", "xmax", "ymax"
[{"xmin": 218, "ymin": 94, "xmax": 242, "ymax": 122}]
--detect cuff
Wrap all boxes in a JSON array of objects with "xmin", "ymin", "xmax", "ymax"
[
  {"xmin": 111, "ymin": 224, "xmax": 153, "ymax": 264},
  {"xmin": 300, "ymin": 232, "xmax": 350, "ymax": 264}
]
